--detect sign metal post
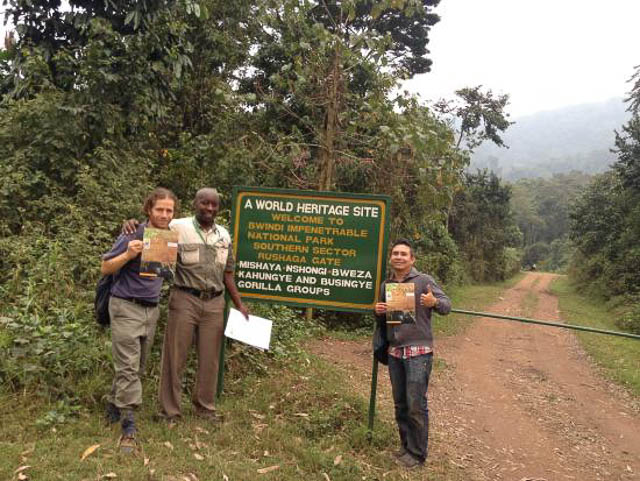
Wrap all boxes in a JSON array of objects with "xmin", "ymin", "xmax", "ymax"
[{"xmin": 218, "ymin": 187, "xmax": 391, "ymax": 431}]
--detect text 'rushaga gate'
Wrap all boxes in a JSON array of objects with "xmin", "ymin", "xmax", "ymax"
[{"xmin": 231, "ymin": 187, "xmax": 391, "ymax": 312}]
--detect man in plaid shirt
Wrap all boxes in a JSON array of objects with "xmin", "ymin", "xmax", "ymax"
[{"xmin": 374, "ymin": 238, "xmax": 451, "ymax": 469}]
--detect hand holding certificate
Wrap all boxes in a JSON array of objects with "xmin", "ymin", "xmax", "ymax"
[
  {"xmin": 140, "ymin": 227, "xmax": 179, "ymax": 278},
  {"xmin": 224, "ymin": 308, "xmax": 273, "ymax": 350},
  {"xmin": 385, "ymin": 283, "xmax": 416, "ymax": 325}
]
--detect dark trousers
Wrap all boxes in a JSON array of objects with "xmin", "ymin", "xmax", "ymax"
[
  {"xmin": 388, "ymin": 353, "xmax": 433, "ymax": 462},
  {"xmin": 158, "ymin": 288, "xmax": 225, "ymax": 418}
]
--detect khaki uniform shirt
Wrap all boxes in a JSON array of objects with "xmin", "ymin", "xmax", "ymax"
[{"xmin": 170, "ymin": 217, "xmax": 234, "ymax": 292}]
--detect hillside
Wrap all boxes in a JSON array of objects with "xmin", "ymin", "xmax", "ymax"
[{"xmin": 472, "ymin": 97, "xmax": 630, "ymax": 180}]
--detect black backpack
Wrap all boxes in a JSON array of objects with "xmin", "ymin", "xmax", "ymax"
[{"xmin": 94, "ymin": 275, "xmax": 114, "ymax": 326}]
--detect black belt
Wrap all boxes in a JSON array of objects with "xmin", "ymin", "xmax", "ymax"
[
  {"xmin": 175, "ymin": 285, "xmax": 223, "ymax": 300},
  {"xmin": 112, "ymin": 295, "xmax": 158, "ymax": 307}
]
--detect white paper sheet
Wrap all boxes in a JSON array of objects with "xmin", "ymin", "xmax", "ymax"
[{"xmin": 224, "ymin": 308, "xmax": 273, "ymax": 350}]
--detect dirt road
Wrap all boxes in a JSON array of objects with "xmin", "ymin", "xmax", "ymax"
[{"xmin": 309, "ymin": 272, "xmax": 640, "ymax": 480}]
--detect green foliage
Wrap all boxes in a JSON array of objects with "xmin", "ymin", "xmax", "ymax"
[
  {"xmin": 613, "ymin": 114, "xmax": 640, "ymax": 192},
  {"xmin": 616, "ymin": 302, "xmax": 640, "ymax": 335},
  {"xmin": 511, "ymin": 172, "xmax": 592, "ymax": 247},
  {"xmin": 0, "ymin": 42, "xmax": 14, "ymax": 98},
  {"xmin": 546, "ymin": 236, "xmax": 573, "ymax": 272},
  {"xmin": 414, "ymin": 219, "xmax": 464, "ymax": 285},
  {"xmin": 569, "ymin": 171, "xmax": 640, "ymax": 296},
  {"xmin": 508, "ymin": 173, "xmax": 591, "ymax": 271},
  {"xmin": 569, "ymin": 66, "xmax": 640, "ymax": 298},
  {"xmin": 314, "ymin": 0, "xmax": 442, "ymax": 77},
  {"xmin": 0, "ymin": 0, "xmax": 516, "ymax": 404},
  {"xmin": 435, "ymin": 85, "xmax": 513, "ymax": 151},
  {"xmin": 522, "ymin": 242, "xmax": 550, "ymax": 268},
  {"xmin": 503, "ymin": 247, "xmax": 522, "ymax": 278},
  {"xmin": 449, "ymin": 170, "xmax": 521, "ymax": 281},
  {"xmin": 35, "ymin": 399, "xmax": 83, "ymax": 428},
  {"xmin": 0, "ymin": 307, "xmax": 108, "ymax": 399},
  {"xmin": 433, "ymin": 87, "xmax": 514, "ymax": 281},
  {"xmin": 240, "ymin": 0, "xmax": 451, "ymax": 192},
  {"xmin": 626, "ymin": 64, "xmax": 640, "ymax": 120}
]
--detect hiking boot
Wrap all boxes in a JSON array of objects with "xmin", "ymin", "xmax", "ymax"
[
  {"xmin": 396, "ymin": 452, "xmax": 423, "ymax": 469},
  {"xmin": 105, "ymin": 402, "xmax": 121, "ymax": 425},
  {"xmin": 120, "ymin": 411, "xmax": 137, "ymax": 454}
]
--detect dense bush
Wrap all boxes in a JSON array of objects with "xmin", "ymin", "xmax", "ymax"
[
  {"xmin": 414, "ymin": 220, "xmax": 465, "ymax": 286},
  {"xmin": 0, "ymin": 306, "xmax": 108, "ymax": 398},
  {"xmin": 616, "ymin": 303, "xmax": 640, "ymax": 335},
  {"xmin": 449, "ymin": 170, "xmax": 522, "ymax": 281},
  {"xmin": 503, "ymin": 247, "xmax": 522, "ymax": 279},
  {"xmin": 546, "ymin": 237, "xmax": 574, "ymax": 272},
  {"xmin": 569, "ymin": 66, "xmax": 640, "ymax": 299},
  {"xmin": 569, "ymin": 172, "xmax": 640, "ymax": 297}
]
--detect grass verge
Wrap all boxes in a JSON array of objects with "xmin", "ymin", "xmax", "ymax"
[
  {"xmin": 550, "ymin": 276, "xmax": 640, "ymax": 396},
  {"xmin": 0, "ymin": 351, "xmax": 462, "ymax": 481},
  {"xmin": 0, "ymin": 273, "xmax": 526, "ymax": 481}
]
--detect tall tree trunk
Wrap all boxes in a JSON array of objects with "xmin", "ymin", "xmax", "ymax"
[
  {"xmin": 309, "ymin": 47, "xmax": 343, "ymax": 322},
  {"xmin": 318, "ymin": 47, "xmax": 342, "ymax": 191}
]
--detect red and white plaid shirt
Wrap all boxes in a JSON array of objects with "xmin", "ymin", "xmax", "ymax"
[{"xmin": 388, "ymin": 345, "xmax": 433, "ymax": 359}]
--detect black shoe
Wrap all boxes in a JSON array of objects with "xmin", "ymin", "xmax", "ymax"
[{"xmin": 105, "ymin": 402, "xmax": 121, "ymax": 424}]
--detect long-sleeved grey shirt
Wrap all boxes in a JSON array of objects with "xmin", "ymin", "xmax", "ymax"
[{"xmin": 376, "ymin": 267, "xmax": 451, "ymax": 350}]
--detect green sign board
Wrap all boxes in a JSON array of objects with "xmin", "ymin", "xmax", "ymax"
[{"xmin": 231, "ymin": 187, "xmax": 391, "ymax": 312}]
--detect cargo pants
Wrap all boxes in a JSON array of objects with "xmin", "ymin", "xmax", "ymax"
[{"xmin": 107, "ymin": 296, "xmax": 159, "ymax": 411}]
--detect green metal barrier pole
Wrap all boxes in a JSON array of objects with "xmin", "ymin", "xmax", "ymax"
[
  {"xmin": 216, "ymin": 293, "xmax": 232, "ymax": 400},
  {"xmin": 368, "ymin": 355, "xmax": 379, "ymax": 432},
  {"xmin": 451, "ymin": 308, "xmax": 640, "ymax": 340}
]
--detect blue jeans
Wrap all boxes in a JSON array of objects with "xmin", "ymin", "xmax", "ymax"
[{"xmin": 388, "ymin": 353, "xmax": 433, "ymax": 463}]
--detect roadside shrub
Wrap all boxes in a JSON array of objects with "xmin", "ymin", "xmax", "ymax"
[
  {"xmin": 547, "ymin": 237, "xmax": 573, "ymax": 272},
  {"xmin": 225, "ymin": 302, "xmax": 322, "ymax": 377},
  {"xmin": 503, "ymin": 247, "xmax": 522, "ymax": 278},
  {"xmin": 0, "ymin": 141, "xmax": 166, "ymax": 403},
  {"xmin": 257, "ymin": 303, "xmax": 321, "ymax": 356},
  {"xmin": 0, "ymin": 224, "xmax": 111, "ymax": 402},
  {"xmin": 0, "ymin": 306, "xmax": 109, "ymax": 400},
  {"xmin": 316, "ymin": 309, "xmax": 371, "ymax": 331},
  {"xmin": 414, "ymin": 220, "xmax": 464, "ymax": 286},
  {"xmin": 35, "ymin": 399, "xmax": 83, "ymax": 428},
  {"xmin": 616, "ymin": 303, "xmax": 640, "ymax": 335}
]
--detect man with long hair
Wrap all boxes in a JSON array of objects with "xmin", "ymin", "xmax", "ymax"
[{"xmin": 101, "ymin": 187, "xmax": 177, "ymax": 453}]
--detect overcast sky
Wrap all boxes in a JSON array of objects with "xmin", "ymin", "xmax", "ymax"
[
  {"xmin": 3, "ymin": 1, "xmax": 640, "ymax": 120},
  {"xmin": 403, "ymin": 0, "xmax": 640, "ymax": 119}
]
